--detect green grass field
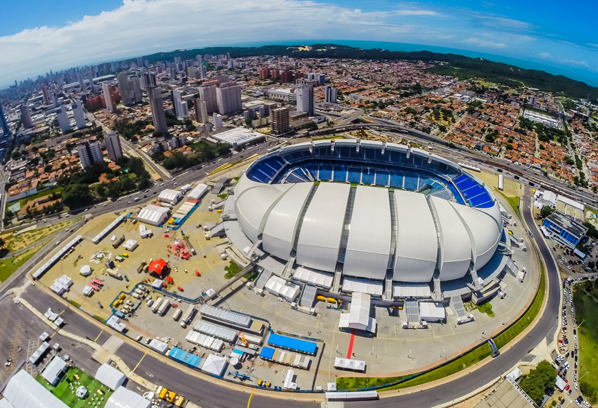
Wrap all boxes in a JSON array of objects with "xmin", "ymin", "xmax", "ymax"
[
  {"xmin": 6, "ymin": 186, "xmax": 63, "ymax": 214},
  {"xmin": 573, "ymin": 283, "xmax": 598, "ymax": 403},
  {"xmin": 0, "ymin": 242, "xmax": 46, "ymax": 283},
  {"xmin": 497, "ymin": 190, "xmax": 520, "ymax": 215},
  {"xmin": 36, "ymin": 366, "xmax": 113, "ymax": 408}
]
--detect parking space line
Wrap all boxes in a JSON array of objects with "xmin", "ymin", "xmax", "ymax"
[
  {"xmin": 131, "ymin": 352, "xmax": 147, "ymax": 375},
  {"xmin": 246, "ymin": 388, "xmax": 256, "ymax": 408},
  {"xmin": 93, "ymin": 330, "xmax": 104, "ymax": 342}
]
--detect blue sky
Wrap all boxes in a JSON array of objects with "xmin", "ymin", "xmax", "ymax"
[{"xmin": 0, "ymin": 0, "xmax": 597, "ymax": 89}]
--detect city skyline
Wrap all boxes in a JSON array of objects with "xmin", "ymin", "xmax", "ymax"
[{"xmin": 0, "ymin": 0, "xmax": 597, "ymax": 89}]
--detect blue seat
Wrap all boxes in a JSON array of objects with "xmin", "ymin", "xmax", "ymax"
[
  {"xmin": 447, "ymin": 184, "xmax": 466, "ymax": 205},
  {"xmin": 404, "ymin": 173, "xmax": 419, "ymax": 191},
  {"xmin": 389, "ymin": 172, "xmax": 404, "ymax": 189},
  {"xmin": 469, "ymin": 193, "xmax": 493, "ymax": 207},
  {"xmin": 462, "ymin": 185, "xmax": 485, "ymax": 200},
  {"xmin": 348, "ymin": 168, "xmax": 361, "ymax": 183},
  {"xmin": 319, "ymin": 164, "xmax": 333, "ymax": 181},
  {"xmin": 362, "ymin": 169, "xmax": 375, "ymax": 184},
  {"xmin": 305, "ymin": 164, "xmax": 318, "ymax": 180},
  {"xmin": 375, "ymin": 171, "xmax": 389, "ymax": 186},
  {"xmin": 333, "ymin": 166, "xmax": 347, "ymax": 182}
]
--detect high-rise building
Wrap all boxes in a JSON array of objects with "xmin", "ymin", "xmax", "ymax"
[
  {"xmin": 56, "ymin": 105, "xmax": 71, "ymax": 133},
  {"xmin": 199, "ymin": 82, "xmax": 218, "ymax": 114},
  {"xmin": 228, "ymin": 60, "xmax": 235, "ymax": 70},
  {"xmin": 270, "ymin": 107, "xmax": 290, "ymax": 134},
  {"xmin": 196, "ymin": 54, "xmax": 203, "ymax": 67},
  {"xmin": 216, "ymin": 83, "xmax": 242, "ymax": 115},
  {"xmin": 131, "ymin": 78, "xmax": 142, "ymax": 103},
  {"xmin": 296, "ymin": 85, "xmax": 315, "ymax": 116},
  {"xmin": 172, "ymin": 90, "xmax": 188, "ymax": 120},
  {"xmin": 77, "ymin": 139, "xmax": 103, "ymax": 168},
  {"xmin": 20, "ymin": 105, "xmax": 33, "ymax": 129},
  {"xmin": 101, "ymin": 82, "xmax": 117, "ymax": 113},
  {"xmin": 42, "ymin": 86, "xmax": 51, "ymax": 105},
  {"xmin": 200, "ymin": 65, "xmax": 207, "ymax": 79},
  {"xmin": 137, "ymin": 57, "xmax": 144, "ymax": 68},
  {"xmin": 78, "ymin": 74, "xmax": 85, "ymax": 91},
  {"xmin": 308, "ymin": 72, "xmax": 325, "ymax": 86},
  {"xmin": 104, "ymin": 131, "xmax": 123, "ymax": 162},
  {"xmin": 213, "ymin": 113, "xmax": 223, "ymax": 129},
  {"xmin": 148, "ymin": 86, "xmax": 168, "ymax": 135},
  {"xmin": 72, "ymin": 101, "xmax": 87, "ymax": 129},
  {"xmin": 117, "ymin": 72, "xmax": 133, "ymax": 106},
  {"xmin": 281, "ymin": 70, "xmax": 293, "ymax": 83},
  {"xmin": 0, "ymin": 104, "xmax": 11, "ymax": 136},
  {"xmin": 325, "ymin": 85, "xmax": 338, "ymax": 103},
  {"xmin": 194, "ymin": 98, "xmax": 208, "ymax": 123},
  {"xmin": 259, "ymin": 67, "xmax": 270, "ymax": 80}
]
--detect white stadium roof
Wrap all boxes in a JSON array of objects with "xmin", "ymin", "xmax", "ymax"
[{"xmin": 233, "ymin": 142, "xmax": 503, "ymax": 286}]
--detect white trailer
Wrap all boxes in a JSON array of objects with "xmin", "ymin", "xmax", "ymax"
[
  {"xmin": 498, "ymin": 174, "xmax": 504, "ymax": 191},
  {"xmin": 181, "ymin": 304, "xmax": 196, "ymax": 325},
  {"xmin": 151, "ymin": 297, "xmax": 163, "ymax": 313},
  {"xmin": 158, "ymin": 299, "xmax": 170, "ymax": 316},
  {"xmin": 172, "ymin": 309, "xmax": 182, "ymax": 321}
]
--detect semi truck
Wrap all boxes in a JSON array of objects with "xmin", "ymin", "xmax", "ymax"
[
  {"xmin": 158, "ymin": 299, "xmax": 170, "ymax": 316},
  {"xmin": 151, "ymin": 297, "xmax": 163, "ymax": 313},
  {"xmin": 180, "ymin": 304, "xmax": 196, "ymax": 327},
  {"xmin": 172, "ymin": 309, "xmax": 182, "ymax": 321},
  {"xmin": 107, "ymin": 269, "xmax": 123, "ymax": 280}
]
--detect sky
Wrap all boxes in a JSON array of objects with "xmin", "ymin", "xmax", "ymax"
[{"xmin": 1, "ymin": 0, "xmax": 597, "ymax": 89}]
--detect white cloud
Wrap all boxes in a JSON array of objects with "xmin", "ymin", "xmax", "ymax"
[
  {"xmin": 0, "ymin": 0, "xmax": 406, "ymax": 86},
  {"xmin": 463, "ymin": 37, "xmax": 507, "ymax": 48},
  {"xmin": 476, "ymin": 15, "xmax": 532, "ymax": 30},
  {"xmin": 539, "ymin": 52, "xmax": 551, "ymax": 58},
  {"xmin": 394, "ymin": 9, "xmax": 439, "ymax": 16}
]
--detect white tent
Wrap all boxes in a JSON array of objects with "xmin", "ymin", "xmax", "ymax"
[
  {"xmin": 283, "ymin": 369, "xmax": 297, "ymax": 390},
  {"xmin": 148, "ymin": 339, "xmax": 168, "ymax": 354},
  {"xmin": 104, "ymin": 386, "xmax": 151, "ymax": 408},
  {"xmin": 95, "ymin": 363, "xmax": 126, "ymax": 391},
  {"xmin": 419, "ymin": 302, "xmax": 446, "ymax": 322},
  {"xmin": 138, "ymin": 205, "xmax": 170, "ymax": 226},
  {"xmin": 123, "ymin": 239, "xmax": 138, "ymax": 251},
  {"xmin": 158, "ymin": 189, "xmax": 183, "ymax": 205},
  {"xmin": 506, "ymin": 367, "xmax": 522, "ymax": 382},
  {"xmin": 334, "ymin": 357, "xmax": 366, "ymax": 372},
  {"xmin": 3, "ymin": 370, "xmax": 69, "ymax": 408},
  {"xmin": 264, "ymin": 275, "xmax": 300, "ymax": 302},
  {"xmin": 201, "ymin": 354, "xmax": 228, "ymax": 377},
  {"xmin": 338, "ymin": 292, "xmax": 376, "ymax": 333},
  {"xmin": 80, "ymin": 265, "xmax": 92, "ymax": 276},
  {"xmin": 41, "ymin": 356, "xmax": 67, "ymax": 385}
]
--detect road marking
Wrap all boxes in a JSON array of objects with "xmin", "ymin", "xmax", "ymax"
[
  {"xmin": 246, "ymin": 388, "xmax": 256, "ymax": 408},
  {"xmin": 131, "ymin": 352, "xmax": 147, "ymax": 375},
  {"xmin": 93, "ymin": 330, "xmax": 104, "ymax": 342}
]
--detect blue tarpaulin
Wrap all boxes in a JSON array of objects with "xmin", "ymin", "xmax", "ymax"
[
  {"xmin": 267, "ymin": 333, "xmax": 317, "ymax": 355},
  {"xmin": 169, "ymin": 346, "xmax": 201, "ymax": 368},
  {"xmin": 259, "ymin": 346, "xmax": 275, "ymax": 360}
]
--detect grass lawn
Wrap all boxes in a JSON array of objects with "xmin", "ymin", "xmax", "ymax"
[
  {"xmin": 313, "ymin": 135, "xmax": 347, "ymax": 141},
  {"xmin": 7, "ymin": 186, "xmax": 63, "ymax": 214},
  {"xmin": 0, "ymin": 218, "xmax": 79, "ymax": 253},
  {"xmin": 0, "ymin": 242, "xmax": 46, "ymax": 283},
  {"xmin": 497, "ymin": 190, "xmax": 520, "ymax": 215},
  {"xmin": 224, "ymin": 260, "xmax": 243, "ymax": 279},
  {"xmin": 573, "ymin": 282, "xmax": 598, "ymax": 403},
  {"xmin": 36, "ymin": 366, "xmax": 113, "ymax": 408}
]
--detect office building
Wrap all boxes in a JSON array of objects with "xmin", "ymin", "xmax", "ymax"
[
  {"xmin": 200, "ymin": 65, "xmax": 208, "ymax": 79},
  {"xmin": 117, "ymin": 72, "xmax": 133, "ymax": 106},
  {"xmin": 148, "ymin": 86, "xmax": 168, "ymax": 135},
  {"xmin": 20, "ymin": 105, "xmax": 33, "ymax": 129},
  {"xmin": 77, "ymin": 139, "xmax": 103, "ymax": 168},
  {"xmin": 104, "ymin": 131, "xmax": 123, "ymax": 162},
  {"xmin": 296, "ymin": 85, "xmax": 315, "ymax": 116},
  {"xmin": 542, "ymin": 211, "xmax": 588, "ymax": 249},
  {"xmin": 308, "ymin": 72, "xmax": 325, "ymax": 86},
  {"xmin": 199, "ymin": 82, "xmax": 218, "ymax": 114},
  {"xmin": 228, "ymin": 60, "xmax": 235, "ymax": 70},
  {"xmin": 0, "ymin": 105, "xmax": 11, "ymax": 136},
  {"xmin": 216, "ymin": 83, "xmax": 242, "ymax": 115},
  {"xmin": 270, "ymin": 107, "xmax": 290, "ymax": 134},
  {"xmin": 137, "ymin": 56, "xmax": 144, "ymax": 68},
  {"xmin": 194, "ymin": 98, "xmax": 208, "ymax": 123},
  {"xmin": 56, "ymin": 105, "xmax": 71, "ymax": 133},
  {"xmin": 131, "ymin": 77, "xmax": 142, "ymax": 103},
  {"xmin": 78, "ymin": 74, "xmax": 85, "ymax": 91},
  {"xmin": 325, "ymin": 85, "xmax": 338, "ymax": 103},
  {"xmin": 196, "ymin": 54, "xmax": 203, "ymax": 66},
  {"xmin": 72, "ymin": 101, "xmax": 87, "ymax": 129},
  {"xmin": 102, "ymin": 82, "xmax": 117, "ymax": 113},
  {"xmin": 213, "ymin": 113, "xmax": 223, "ymax": 129},
  {"xmin": 172, "ymin": 90, "xmax": 188, "ymax": 120},
  {"xmin": 42, "ymin": 86, "xmax": 51, "ymax": 105}
]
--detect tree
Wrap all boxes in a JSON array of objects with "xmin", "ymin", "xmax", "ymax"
[
  {"xmin": 62, "ymin": 184, "xmax": 92, "ymax": 209},
  {"xmin": 580, "ymin": 381, "xmax": 595, "ymax": 401},
  {"xmin": 11, "ymin": 151, "xmax": 21, "ymax": 160},
  {"xmin": 541, "ymin": 206, "xmax": 553, "ymax": 218},
  {"xmin": 587, "ymin": 261, "xmax": 595, "ymax": 270},
  {"xmin": 44, "ymin": 164, "xmax": 52, "ymax": 172},
  {"xmin": 519, "ymin": 360, "xmax": 557, "ymax": 405}
]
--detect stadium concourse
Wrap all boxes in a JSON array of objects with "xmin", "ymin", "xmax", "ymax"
[{"xmin": 226, "ymin": 139, "xmax": 518, "ymax": 323}]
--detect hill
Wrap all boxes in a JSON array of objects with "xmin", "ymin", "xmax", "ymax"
[{"xmin": 143, "ymin": 43, "xmax": 598, "ymax": 100}]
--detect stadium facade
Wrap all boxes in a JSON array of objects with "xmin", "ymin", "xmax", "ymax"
[{"xmin": 224, "ymin": 139, "xmax": 511, "ymax": 301}]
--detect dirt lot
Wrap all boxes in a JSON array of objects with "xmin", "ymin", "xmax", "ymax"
[{"xmin": 0, "ymin": 218, "xmax": 79, "ymax": 253}]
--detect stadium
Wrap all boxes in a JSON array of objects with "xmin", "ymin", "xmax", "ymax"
[{"xmin": 225, "ymin": 139, "xmax": 512, "ymax": 303}]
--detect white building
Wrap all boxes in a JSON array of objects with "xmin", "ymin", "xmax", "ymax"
[
  {"xmin": 105, "ymin": 386, "xmax": 150, "ymax": 408},
  {"xmin": 296, "ymin": 85, "xmax": 315, "ymax": 116},
  {"xmin": 102, "ymin": 82, "xmax": 117, "ymax": 113},
  {"xmin": 523, "ymin": 109, "xmax": 560, "ymax": 128},
  {"xmin": 95, "ymin": 363, "xmax": 126, "ymax": 391},
  {"xmin": 104, "ymin": 131, "xmax": 123, "ymax": 162},
  {"xmin": 216, "ymin": 83, "xmax": 242, "ymax": 115},
  {"xmin": 77, "ymin": 139, "xmax": 103, "ymax": 168},
  {"xmin": 56, "ymin": 105, "xmax": 71, "ymax": 133},
  {"xmin": 211, "ymin": 127, "xmax": 265, "ymax": 150},
  {"xmin": 2, "ymin": 370, "xmax": 69, "ymax": 408},
  {"xmin": 267, "ymin": 88, "xmax": 296, "ymax": 102},
  {"xmin": 41, "ymin": 356, "xmax": 68, "ymax": 386},
  {"xmin": 324, "ymin": 85, "xmax": 337, "ymax": 103},
  {"xmin": 213, "ymin": 113, "xmax": 223, "ymax": 129},
  {"xmin": 72, "ymin": 101, "xmax": 87, "ymax": 129}
]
